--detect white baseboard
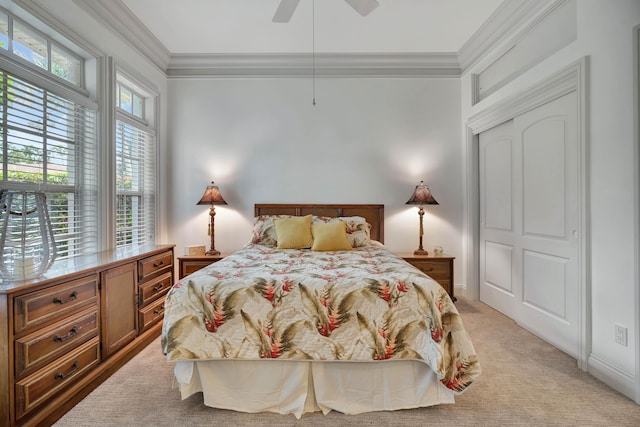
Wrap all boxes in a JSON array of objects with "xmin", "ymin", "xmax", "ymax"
[
  {"xmin": 454, "ymin": 283, "xmax": 473, "ymax": 301},
  {"xmin": 588, "ymin": 353, "xmax": 636, "ymax": 400}
]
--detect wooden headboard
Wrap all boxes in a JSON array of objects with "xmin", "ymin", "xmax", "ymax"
[{"xmin": 254, "ymin": 204, "xmax": 385, "ymax": 244}]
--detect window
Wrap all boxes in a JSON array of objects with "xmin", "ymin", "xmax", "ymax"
[
  {"xmin": 0, "ymin": 69, "xmax": 98, "ymax": 259},
  {"xmin": 115, "ymin": 79, "xmax": 155, "ymax": 248},
  {"xmin": 0, "ymin": 9, "xmax": 82, "ymax": 87},
  {"xmin": 116, "ymin": 82, "xmax": 144, "ymax": 118},
  {"xmin": 0, "ymin": 7, "xmax": 158, "ymax": 259}
]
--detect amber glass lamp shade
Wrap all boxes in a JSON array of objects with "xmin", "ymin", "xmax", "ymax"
[
  {"xmin": 197, "ymin": 182, "xmax": 227, "ymax": 206},
  {"xmin": 405, "ymin": 181, "xmax": 438, "ymax": 256},
  {"xmin": 197, "ymin": 182, "xmax": 227, "ymax": 255}
]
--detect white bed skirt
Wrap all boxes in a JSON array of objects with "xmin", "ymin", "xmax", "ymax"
[{"xmin": 174, "ymin": 360, "xmax": 455, "ymax": 419}]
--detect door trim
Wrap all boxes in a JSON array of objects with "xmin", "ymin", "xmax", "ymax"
[
  {"xmin": 633, "ymin": 24, "xmax": 640, "ymax": 405},
  {"xmin": 463, "ymin": 57, "xmax": 590, "ymax": 370}
]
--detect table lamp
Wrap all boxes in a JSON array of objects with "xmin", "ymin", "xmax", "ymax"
[
  {"xmin": 405, "ymin": 181, "xmax": 438, "ymax": 255},
  {"xmin": 196, "ymin": 181, "xmax": 227, "ymax": 255}
]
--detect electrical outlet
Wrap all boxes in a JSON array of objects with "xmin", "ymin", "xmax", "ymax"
[{"xmin": 614, "ymin": 324, "xmax": 628, "ymax": 346}]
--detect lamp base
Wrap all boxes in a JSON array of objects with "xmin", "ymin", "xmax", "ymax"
[
  {"xmin": 413, "ymin": 249, "xmax": 429, "ymax": 256},
  {"xmin": 206, "ymin": 249, "xmax": 221, "ymax": 256}
]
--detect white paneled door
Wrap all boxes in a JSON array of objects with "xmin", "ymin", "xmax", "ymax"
[{"xmin": 479, "ymin": 92, "xmax": 580, "ymax": 358}]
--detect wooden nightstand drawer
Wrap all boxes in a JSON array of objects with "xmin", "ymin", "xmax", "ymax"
[
  {"xmin": 408, "ymin": 260, "xmax": 449, "ymax": 280},
  {"xmin": 15, "ymin": 336, "xmax": 100, "ymax": 420},
  {"xmin": 398, "ymin": 253, "xmax": 456, "ymax": 301},
  {"xmin": 138, "ymin": 250, "xmax": 173, "ymax": 282},
  {"xmin": 178, "ymin": 254, "xmax": 227, "ymax": 279},
  {"xmin": 14, "ymin": 274, "xmax": 99, "ymax": 335},
  {"xmin": 15, "ymin": 305, "xmax": 99, "ymax": 379},
  {"xmin": 139, "ymin": 271, "xmax": 172, "ymax": 308}
]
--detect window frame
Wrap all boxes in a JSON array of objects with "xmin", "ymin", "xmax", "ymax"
[
  {"xmin": 0, "ymin": 6, "xmax": 85, "ymax": 91},
  {"xmin": 0, "ymin": 65, "xmax": 98, "ymax": 260},
  {"xmin": 113, "ymin": 68, "xmax": 158, "ymax": 249}
]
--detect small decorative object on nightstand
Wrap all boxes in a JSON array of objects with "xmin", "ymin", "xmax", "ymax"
[
  {"xmin": 178, "ymin": 254, "xmax": 228, "ymax": 279},
  {"xmin": 399, "ymin": 252, "xmax": 456, "ymax": 301},
  {"xmin": 405, "ymin": 180, "xmax": 438, "ymax": 255},
  {"xmin": 184, "ymin": 244, "xmax": 206, "ymax": 256},
  {"xmin": 197, "ymin": 181, "xmax": 227, "ymax": 256}
]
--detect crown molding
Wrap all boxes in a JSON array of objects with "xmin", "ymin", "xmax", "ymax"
[
  {"xmin": 69, "ymin": 1, "xmax": 461, "ymax": 78},
  {"xmin": 73, "ymin": 0, "xmax": 171, "ymax": 72},
  {"xmin": 457, "ymin": 0, "xmax": 565, "ymax": 74},
  {"xmin": 167, "ymin": 52, "xmax": 461, "ymax": 78},
  {"xmin": 15, "ymin": 0, "xmax": 567, "ymax": 79},
  {"xmin": 65, "ymin": 1, "xmax": 564, "ymax": 78}
]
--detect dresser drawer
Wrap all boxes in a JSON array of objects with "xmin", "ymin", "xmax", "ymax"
[
  {"xmin": 14, "ymin": 274, "xmax": 99, "ymax": 335},
  {"xmin": 139, "ymin": 271, "xmax": 172, "ymax": 308},
  {"xmin": 138, "ymin": 251, "xmax": 173, "ymax": 282},
  {"xmin": 409, "ymin": 260, "xmax": 449, "ymax": 280},
  {"xmin": 138, "ymin": 296, "xmax": 165, "ymax": 333},
  {"xmin": 15, "ymin": 305, "xmax": 99, "ymax": 379},
  {"xmin": 15, "ymin": 336, "xmax": 100, "ymax": 420}
]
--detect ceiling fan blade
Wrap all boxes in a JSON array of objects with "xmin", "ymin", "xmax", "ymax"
[
  {"xmin": 273, "ymin": 0, "xmax": 301, "ymax": 23},
  {"xmin": 344, "ymin": 0, "xmax": 379, "ymax": 16}
]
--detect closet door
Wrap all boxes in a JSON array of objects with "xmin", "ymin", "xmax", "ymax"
[
  {"xmin": 479, "ymin": 119, "xmax": 517, "ymax": 319},
  {"xmin": 480, "ymin": 92, "xmax": 580, "ymax": 357}
]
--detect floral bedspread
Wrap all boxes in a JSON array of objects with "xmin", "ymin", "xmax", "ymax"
[{"xmin": 161, "ymin": 243, "xmax": 480, "ymax": 393}]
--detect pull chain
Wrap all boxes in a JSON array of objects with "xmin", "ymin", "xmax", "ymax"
[{"xmin": 312, "ymin": 0, "xmax": 316, "ymax": 106}]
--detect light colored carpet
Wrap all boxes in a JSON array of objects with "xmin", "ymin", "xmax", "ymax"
[{"xmin": 54, "ymin": 298, "xmax": 640, "ymax": 426}]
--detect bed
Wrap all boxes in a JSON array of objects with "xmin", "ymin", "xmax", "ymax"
[{"xmin": 161, "ymin": 204, "xmax": 479, "ymax": 418}]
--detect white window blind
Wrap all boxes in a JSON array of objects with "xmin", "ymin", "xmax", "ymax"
[
  {"xmin": 115, "ymin": 115, "xmax": 155, "ymax": 247},
  {"xmin": 0, "ymin": 68, "xmax": 98, "ymax": 259}
]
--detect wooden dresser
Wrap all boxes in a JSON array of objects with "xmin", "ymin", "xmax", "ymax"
[
  {"xmin": 0, "ymin": 244, "xmax": 175, "ymax": 427},
  {"xmin": 398, "ymin": 253, "xmax": 456, "ymax": 301}
]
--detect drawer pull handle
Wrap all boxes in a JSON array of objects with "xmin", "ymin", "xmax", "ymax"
[
  {"xmin": 55, "ymin": 361, "xmax": 79, "ymax": 380},
  {"xmin": 54, "ymin": 326, "xmax": 78, "ymax": 342},
  {"xmin": 153, "ymin": 283, "xmax": 165, "ymax": 292},
  {"xmin": 153, "ymin": 305, "xmax": 165, "ymax": 315},
  {"xmin": 53, "ymin": 291, "xmax": 78, "ymax": 305},
  {"xmin": 153, "ymin": 261, "xmax": 165, "ymax": 268}
]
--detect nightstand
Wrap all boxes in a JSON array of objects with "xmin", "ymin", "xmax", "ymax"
[
  {"xmin": 397, "ymin": 253, "xmax": 456, "ymax": 301},
  {"xmin": 177, "ymin": 254, "xmax": 229, "ymax": 279}
]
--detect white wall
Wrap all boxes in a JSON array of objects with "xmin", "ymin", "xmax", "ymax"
[
  {"xmin": 166, "ymin": 77, "xmax": 464, "ymax": 270},
  {"xmin": 461, "ymin": 0, "xmax": 640, "ymax": 400}
]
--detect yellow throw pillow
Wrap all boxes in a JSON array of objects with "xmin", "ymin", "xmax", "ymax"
[
  {"xmin": 311, "ymin": 221, "xmax": 353, "ymax": 252},
  {"xmin": 274, "ymin": 215, "xmax": 314, "ymax": 249}
]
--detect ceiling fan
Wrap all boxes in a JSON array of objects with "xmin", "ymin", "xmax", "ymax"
[{"xmin": 273, "ymin": 0, "xmax": 380, "ymax": 23}]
